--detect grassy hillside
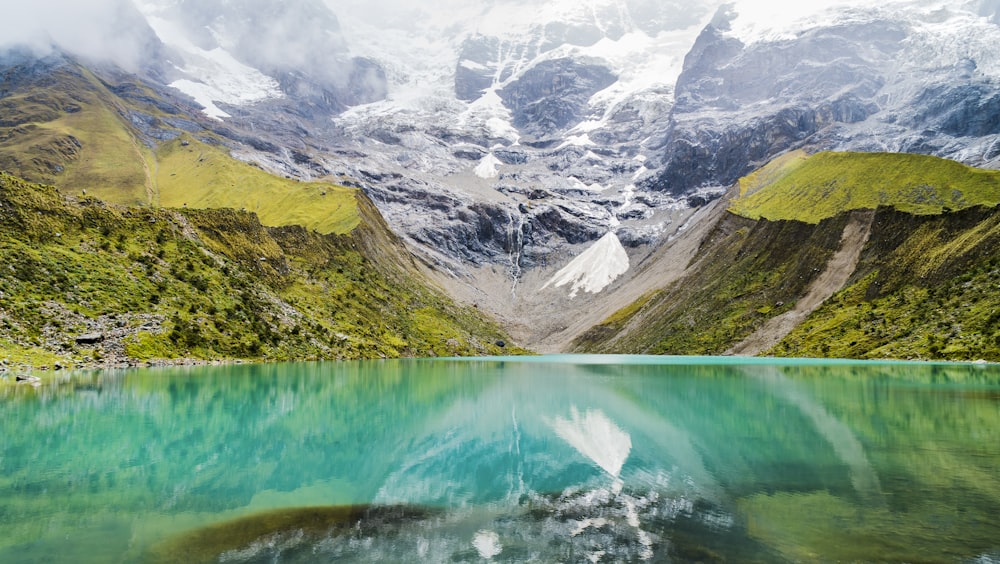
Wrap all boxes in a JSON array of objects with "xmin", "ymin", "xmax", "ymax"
[
  {"xmin": 730, "ymin": 150, "xmax": 1000, "ymax": 223},
  {"xmin": 155, "ymin": 136, "xmax": 359, "ymax": 234},
  {"xmin": 576, "ymin": 151, "xmax": 1000, "ymax": 361},
  {"xmin": 0, "ymin": 172, "xmax": 518, "ymax": 369},
  {"xmin": 0, "ymin": 63, "xmax": 152, "ymax": 204},
  {"xmin": 769, "ymin": 206, "xmax": 1000, "ymax": 360},
  {"xmin": 572, "ymin": 213, "xmax": 848, "ymax": 355}
]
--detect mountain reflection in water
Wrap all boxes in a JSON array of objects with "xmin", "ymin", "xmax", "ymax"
[{"xmin": 1, "ymin": 356, "xmax": 999, "ymax": 562}]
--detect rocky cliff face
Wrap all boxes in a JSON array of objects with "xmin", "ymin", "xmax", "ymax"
[
  {"xmin": 274, "ymin": 1, "xmax": 1000, "ymax": 282},
  {"xmin": 498, "ymin": 58, "xmax": 618, "ymax": 138},
  {"xmin": 649, "ymin": 3, "xmax": 1000, "ymax": 196}
]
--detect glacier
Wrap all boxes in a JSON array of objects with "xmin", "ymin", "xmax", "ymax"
[{"xmin": 542, "ymin": 232, "xmax": 630, "ymax": 299}]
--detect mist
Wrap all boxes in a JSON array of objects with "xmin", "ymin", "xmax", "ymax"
[
  {"xmin": 0, "ymin": 0, "xmax": 937, "ymax": 75},
  {"xmin": 0, "ymin": 0, "xmax": 159, "ymax": 71},
  {"xmin": 0, "ymin": 0, "xmax": 984, "ymax": 109}
]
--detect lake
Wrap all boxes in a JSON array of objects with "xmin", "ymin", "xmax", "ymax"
[{"xmin": 1, "ymin": 355, "xmax": 998, "ymax": 562}]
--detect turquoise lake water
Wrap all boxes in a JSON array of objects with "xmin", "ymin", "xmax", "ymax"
[{"xmin": 1, "ymin": 355, "xmax": 999, "ymax": 562}]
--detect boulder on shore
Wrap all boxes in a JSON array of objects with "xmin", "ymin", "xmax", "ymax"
[{"xmin": 75, "ymin": 333, "xmax": 104, "ymax": 345}]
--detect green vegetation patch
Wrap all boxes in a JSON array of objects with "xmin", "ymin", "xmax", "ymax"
[
  {"xmin": 0, "ymin": 172, "xmax": 518, "ymax": 368},
  {"xmin": 730, "ymin": 151, "xmax": 1000, "ymax": 223},
  {"xmin": 156, "ymin": 137, "xmax": 359, "ymax": 235},
  {"xmin": 771, "ymin": 206, "xmax": 1000, "ymax": 361},
  {"xmin": 579, "ymin": 203, "xmax": 1000, "ymax": 361},
  {"xmin": 147, "ymin": 505, "xmax": 438, "ymax": 564}
]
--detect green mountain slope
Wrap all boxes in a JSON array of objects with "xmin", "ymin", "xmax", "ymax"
[
  {"xmin": 769, "ymin": 206, "xmax": 1000, "ymax": 360},
  {"xmin": 0, "ymin": 172, "xmax": 518, "ymax": 369},
  {"xmin": 0, "ymin": 61, "xmax": 153, "ymax": 204},
  {"xmin": 572, "ymin": 212, "xmax": 850, "ymax": 355},
  {"xmin": 575, "ymin": 152, "xmax": 1000, "ymax": 361},
  {"xmin": 730, "ymin": 150, "xmax": 1000, "ymax": 222},
  {"xmin": 0, "ymin": 55, "xmax": 525, "ymax": 369},
  {"xmin": 0, "ymin": 56, "xmax": 360, "ymax": 235}
]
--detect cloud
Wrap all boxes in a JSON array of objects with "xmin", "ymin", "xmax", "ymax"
[
  {"xmin": 723, "ymin": 0, "xmax": 878, "ymax": 41},
  {"xmin": 0, "ymin": 0, "xmax": 158, "ymax": 71}
]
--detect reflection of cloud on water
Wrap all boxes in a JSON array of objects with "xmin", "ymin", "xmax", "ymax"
[
  {"xmin": 164, "ymin": 365, "xmax": 758, "ymax": 562},
  {"xmin": 548, "ymin": 406, "xmax": 632, "ymax": 480},
  {"xmin": 366, "ymin": 365, "xmax": 734, "ymax": 562},
  {"xmin": 746, "ymin": 366, "xmax": 885, "ymax": 505}
]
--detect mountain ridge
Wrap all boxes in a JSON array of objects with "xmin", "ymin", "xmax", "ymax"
[
  {"xmin": 573, "ymin": 151, "xmax": 1000, "ymax": 361},
  {"xmin": 0, "ymin": 168, "xmax": 518, "ymax": 371},
  {"xmin": 4, "ymin": 1, "xmax": 1000, "ymax": 362}
]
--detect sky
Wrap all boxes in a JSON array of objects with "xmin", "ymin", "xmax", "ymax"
[{"xmin": 324, "ymin": 0, "xmax": 881, "ymax": 38}]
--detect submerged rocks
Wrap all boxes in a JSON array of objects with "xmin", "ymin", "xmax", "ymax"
[{"xmin": 15, "ymin": 374, "xmax": 41, "ymax": 387}]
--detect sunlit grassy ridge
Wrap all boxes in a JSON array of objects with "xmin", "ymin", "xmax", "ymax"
[
  {"xmin": 155, "ymin": 137, "xmax": 359, "ymax": 235},
  {"xmin": 730, "ymin": 151, "xmax": 1000, "ymax": 223},
  {"xmin": 0, "ymin": 172, "xmax": 518, "ymax": 368}
]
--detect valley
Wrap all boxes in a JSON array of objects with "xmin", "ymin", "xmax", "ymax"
[{"xmin": 3, "ymin": 0, "xmax": 1000, "ymax": 366}]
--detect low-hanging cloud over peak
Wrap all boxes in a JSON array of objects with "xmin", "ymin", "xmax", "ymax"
[{"xmin": 1, "ymin": 0, "xmax": 161, "ymax": 71}]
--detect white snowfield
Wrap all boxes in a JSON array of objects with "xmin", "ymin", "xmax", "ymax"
[
  {"xmin": 474, "ymin": 153, "xmax": 503, "ymax": 179},
  {"xmin": 133, "ymin": 0, "xmax": 1000, "ymax": 121},
  {"xmin": 542, "ymin": 232, "xmax": 630, "ymax": 299},
  {"xmin": 141, "ymin": 13, "xmax": 282, "ymax": 120}
]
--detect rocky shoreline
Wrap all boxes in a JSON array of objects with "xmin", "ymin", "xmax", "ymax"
[
  {"xmin": 0, "ymin": 356, "xmax": 251, "ymax": 379},
  {"xmin": 0, "ymin": 310, "xmax": 246, "ymax": 376}
]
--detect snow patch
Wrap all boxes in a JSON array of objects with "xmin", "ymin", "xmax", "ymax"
[
  {"xmin": 459, "ymin": 59, "xmax": 488, "ymax": 71},
  {"xmin": 475, "ymin": 153, "xmax": 503, "ymax": 179},
  {"xmin": 142, "ymin": 15, "xmax": 282, "ymax": 120},
  {"xmin": 724, "ymin": 0, "xmax": 874, "ymax": 44},
  {"xmin": 472, "ymin": 530, "xmax": 502, "ymax": 559},
  {"xmin": 566, "ymin": 177, "xmax": 606, "ymax": 193},
  {"xmin": 542, "ymin": 232, "xmax": 630, "ymax": 298},
  {"xmin": 459, "ymin": 89, "xmax": 521, "ymax": 144},
  {"xmin": 621, "ymin": 184, "xmax": 636, "ymax": 208},
  {"xmin": 558, "ymin": 133, "xmax": 596, "ymax": 149}
]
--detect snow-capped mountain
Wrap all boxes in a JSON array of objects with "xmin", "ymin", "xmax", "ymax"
[
  {"xmin": 15, "ymin": 0, "xmax": 997, "ymax": 347},
  {"xmin": 131, "ymin": 0, "xmax": 723, "ymax": 285},
  {"xmin": 653, "ymin": 0, "xmax": 1000, "ymax": 196}
]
